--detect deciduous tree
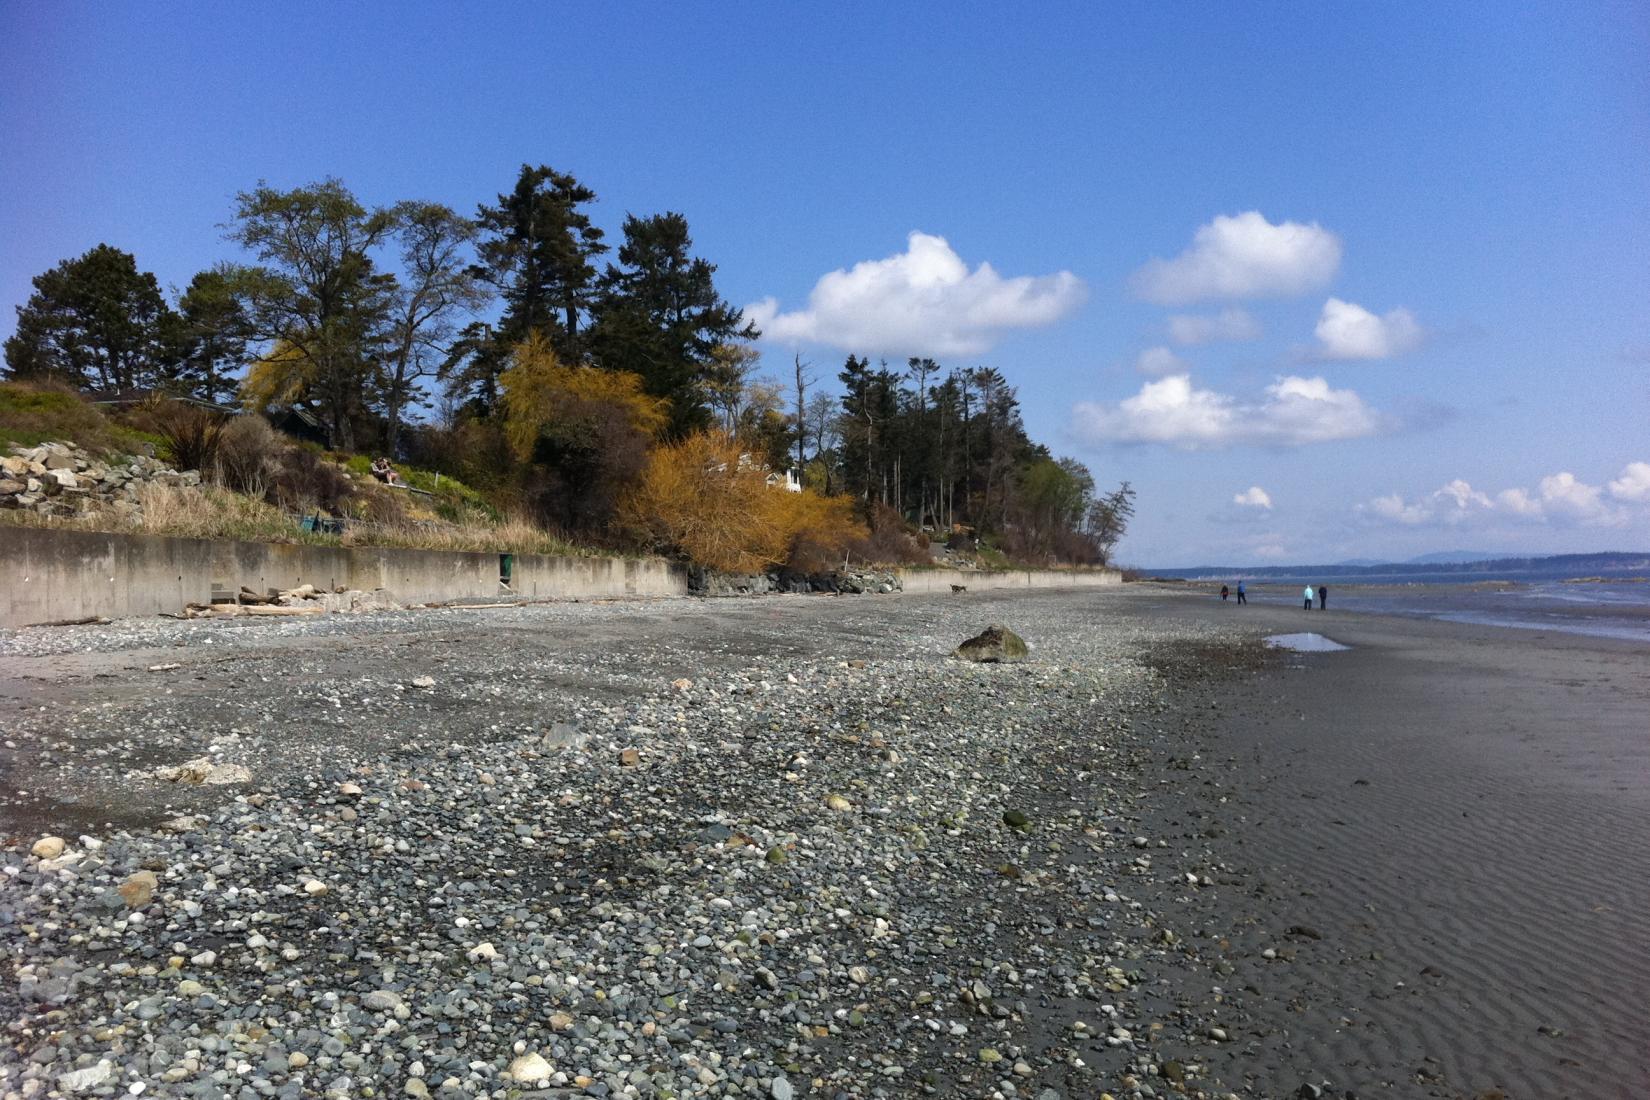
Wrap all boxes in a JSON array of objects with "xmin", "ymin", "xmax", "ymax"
[
  {"xmin": 379, "ymin": 201, "xmax": 489, "ymax": 454},
  {"xmin": 224, "ymin": 179, "xmax": 396, "ymax": 449}
]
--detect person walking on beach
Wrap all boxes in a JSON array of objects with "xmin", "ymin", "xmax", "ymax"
[
  {"xmin": 1221, "ymin": 584, "xmax": 1229, "ymax": 601},
  {"xmin": 1236, "ymin": 581, "xmax": 1246, "ymax": 604},
  {"xmin": 1303, "ymin": 584, "xmax": 1315, "ymax": 610},
  {"xmin": 1318, "ymin": 584, "xmax": 1328, "ymax": 610}
]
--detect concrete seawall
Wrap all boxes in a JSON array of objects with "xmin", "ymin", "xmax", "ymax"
[
  {"xmin": 896, "ymin": 567, "xmax": 1121, "ymax": 594},
  {"xmin": 1, "ymin": 527, "xmax": 1121, "ymax": 628},
  {"xmin": 0, "ymin": 527, "xmax": 688, "ymax": 628}
]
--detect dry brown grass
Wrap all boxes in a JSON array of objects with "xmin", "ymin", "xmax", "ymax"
[
  {"xmin": 340, "ymin": 514, "xmax": 585, "ymax": 557},
  {"xmin": 0, "ymin": 484, "xmax": 315, "ymax": 544},
  {"xmin": 0, "ymin": 484, "xmax": 596, "ymax": 558}
]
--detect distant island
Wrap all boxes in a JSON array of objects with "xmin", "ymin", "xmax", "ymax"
[{"xmin": 1153, "ymin": 551, "xmax": 1650, "ymax": 581}]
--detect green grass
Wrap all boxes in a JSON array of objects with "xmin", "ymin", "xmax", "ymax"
[
  {"xmin": 337, "ymin": 453, "xmax": 499, "ymax": 521},
  {"xmin": 0, "ymin": 382, "xmax": 168, "ymax": 457}
]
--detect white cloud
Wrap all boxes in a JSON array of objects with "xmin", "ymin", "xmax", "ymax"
[
  {"xmin": 1233, "ymin": 486, "xmax": 1273, "ymax": 509},
  {"xmin": 1608, "ymin": 461, "xmax": 1650, "ymax": 502},
  {"xmin": 1537, "ymin": 472, "xmax": 1608, "ymax": 521},
  {"xmin": 1071, "ymin": 373, "xmax": 1382, "ymax": 449},
  {"xmin": 745, "ymin": 232, "xmax": 1086, "ymax": 357},
  {"xmin": 1130, "ymin": 212, "xmax": 1343, "ymax": 305},
  {"xmin": 1359, "ymin": 466, "xmax": 1648, "ymax": 529},
  {"xmin": 1134, "ymin": 346, "xmax": 1186, "ymax": 375},
  {"xmin": 1366, "ymin": 493, "xmax": 1432, "ymax": 525},
  {"xmin": 1314, "ymin": 298, "xmax": 1425, "ymax": 360},
  {"xmin": 1167, "ymin": 308, "xmax": 1262, "ymax": 345},
  {"xmin": 1494, "ymin": 487, "xmax": 1542, "ymax": 518}
]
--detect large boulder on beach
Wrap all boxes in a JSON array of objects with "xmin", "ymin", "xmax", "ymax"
[{"xmin": 953, "ymin": 624, "xmax": 1029, "ymax": 663}]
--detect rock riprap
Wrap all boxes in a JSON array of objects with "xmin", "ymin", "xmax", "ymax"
[{"xmin": 1, "ymin": 441, "xmax": 198, "ymax": 518}]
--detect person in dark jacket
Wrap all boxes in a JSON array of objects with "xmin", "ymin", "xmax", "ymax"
[{"xmin": 1318, "ymin": 584, "xmax": 1328, "ymax": 610}]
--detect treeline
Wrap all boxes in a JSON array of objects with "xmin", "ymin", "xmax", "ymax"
[{"xmin": 3, "ymin": 166, "xmax": 1132, "ymax": 567}]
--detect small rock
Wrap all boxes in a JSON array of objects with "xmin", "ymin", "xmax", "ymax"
[
  {"xmin": 825, "ymin": 793, "xmax": 853, "ymax": 812},
  {"xmin": 118, "ymin": 870, "xmax": 158, "ymax": 908},
  {"xmin": 506, "ymin": 1052, "xmax": 553, "ymax": 1084},
  {"xmin": 31, "ymin": 836, "xmax": 66, "ymax": 860},
  {"xmin": 57, "ymin": 1060, "xmax": 115, "ymax": 1093},
  {"xmin": 364, "ymin": 990, "xmax": 404, "ymax": 1012},
  {"xmin": 618, "ymin": 748, "xmax": 641, "ymax": 767}
]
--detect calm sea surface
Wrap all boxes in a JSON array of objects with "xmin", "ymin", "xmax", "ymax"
[{"xmin": 1172, "ymin": 573, "xmax": 1650, "ymax": 643}]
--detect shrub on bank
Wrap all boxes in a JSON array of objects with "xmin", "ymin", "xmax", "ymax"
[{"xmin": 620, "ymin": 430, "xmax": 875, "ymax": 575}]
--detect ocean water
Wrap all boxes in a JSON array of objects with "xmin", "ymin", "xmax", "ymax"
[{"xmin": 1204, "ymin": 578, "xmax": 1650, "ymax": 643}]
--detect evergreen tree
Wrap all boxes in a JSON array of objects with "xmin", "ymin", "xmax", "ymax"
[
  {"xmin": 4, "ymin": 244, "xmax": 176, "ymax": 391},
  {"xmin": 171, "ymin": 267, "xmax": 254, "ymax": 403},
  {"xmin": 480, "ymin": 167, "xmax": 605, "ymax": 352},
  {"xmin": 448, "ymin": 166, "xmax": 606, "ymax": 415},
  {"xmin": 590, "ymin": 212, "xmax": 756, "ymax": 434}
]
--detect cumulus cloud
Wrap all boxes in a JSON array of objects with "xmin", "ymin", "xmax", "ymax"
[
  {"xmin": 1608, "ymin": 461, "xmax": 1650, "ymax": 502},
  {"xmin": 1358, "ymin": 465, "xmax": 1649, "ymax": 528},
  {"xmin": 1167, "ymin": 308, "xmax": 1262, "ymax": 345},
  {"xmin": 1134, "ymin": 346, "xmax": 1186, "ymax": 375},
  {"xmin": 744, "ymin": 232, "xmax": 1086, "ymax": 357},
  {"xmin": 1537, "ymin": 472, "xmax": 1607, "ymax": 521},
  {"xmin": 1314, "ymin": 298, "xmax": 1426, "ymax": 360},
  {"xmin": 1070, "ymin": 373, "xmax": 1382, "ymax": 449},
  {"xmin": 1129, "ymin": 212, "xmax": 1342, "ymax": 305},
  {"xmin": 1233, "ymin": 486, "xmax": 1273, "ymax": 509}
]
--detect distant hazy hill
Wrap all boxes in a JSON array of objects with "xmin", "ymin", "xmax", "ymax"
[
  {"xmin": 1155, "ymin": 551, "xmax": 1650, "ymax": 580},
  {"xmin": 1404, "ymin": 550, "xmax": 1502, "ymax": 565}
]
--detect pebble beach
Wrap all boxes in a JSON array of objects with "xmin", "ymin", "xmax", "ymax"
[{"xmin": 2, "ymin": 587, "xmax": 1645, "ymax": 1099}]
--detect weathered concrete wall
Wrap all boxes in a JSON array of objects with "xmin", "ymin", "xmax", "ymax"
[
  {"xmin": 1, "ymin": 526, "xmax": 1120, "ymax": 628},
  {"xmin": 0, "ymin": 527, "xmax": 689, "ymax": 628},
  {"xmin": 894, "ymin": 566, "xmax": 1122, "ymax": 594},
  {"xmin": 3, "ymin": 527, "xmax": 209, "ymax": 627}
]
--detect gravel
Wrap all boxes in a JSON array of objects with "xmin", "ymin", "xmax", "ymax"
[{"xmin": 0, "ymin": 589, "xmax": 1256, "ymax": 1099}]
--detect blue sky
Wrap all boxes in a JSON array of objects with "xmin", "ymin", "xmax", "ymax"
[{"xmin": 3, "ymin": 3, "xmax": 1646, "ymax": 565}]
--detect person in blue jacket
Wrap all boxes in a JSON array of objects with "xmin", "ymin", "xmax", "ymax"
[
  {"xmin": 1303, "ymin": 584, "xmax": 1315, "ymax": 610},
  {"xmin": 1236, "ymin": 581, "xmax": 1246, "ymax": 604}
]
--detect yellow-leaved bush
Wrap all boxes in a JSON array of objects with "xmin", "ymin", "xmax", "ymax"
[
  {"xmin": 499, "ymin": 334, "xmax": 667, "ymax": 460},
  {"xmin": 621, "ymin": 431, "xmax": 867, "ymax": 574}
]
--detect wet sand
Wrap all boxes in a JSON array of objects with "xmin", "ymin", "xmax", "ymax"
[{"xmin": 1123, "ymin": 588, "xmax": 1650, "ymax": 1098}]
